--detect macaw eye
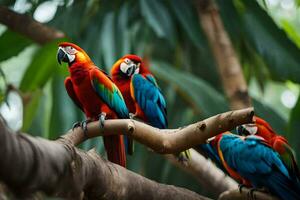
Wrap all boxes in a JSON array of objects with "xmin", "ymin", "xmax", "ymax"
[
  {"xmin": 124, "ymin": 58, "xmax": 131, "ymax": 64},
  {"xmin": 65, "ymin": 46, "xmax": 77, "ymax": 55}
]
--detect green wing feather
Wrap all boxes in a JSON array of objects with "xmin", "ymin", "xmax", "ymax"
[
  {"xmin": 90, "ymin": 69, "xmax": 129, "ymax": 119},
  {"xmin": 90, "ymin": 68, "xmax": 134, "ymax": 154}
]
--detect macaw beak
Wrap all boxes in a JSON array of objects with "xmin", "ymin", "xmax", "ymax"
[
  {"xmin": 126, "ymin": 64, "xmax": 138, "ymax": 76},
  {"xmin": 236, "ymin": 125, "xmax": 247, "ymax": 136},
  {"xmin": 236, "ymin": 124, "xmax": 257, "ymax": 136},
  {"xmin": 126, "ymin": 66, "xmax": 135, "ymax": 76},
  {"xmin": 57, "ymin": 47, "xmax": 69, "ymax": 65}
]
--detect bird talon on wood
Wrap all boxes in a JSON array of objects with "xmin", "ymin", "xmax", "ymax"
[{"xmin": 98, "ymin": 112, "xmax": 107, "ymax": 129}]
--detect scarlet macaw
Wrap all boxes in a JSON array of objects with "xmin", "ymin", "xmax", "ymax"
[
  {"xmin": 57, "ymin": 42, "xmax": 128, "ymax": 167},
  {"xmin": 212, "ymin": 133, "xmax": 300, "ymax": 200},
  {"xmin": 111, "ymin": 55, "xmax": 189, "ymax": 161},
  {"xmin": 237, "ymin": 116, "xmax": 300, "ymax": 180}
]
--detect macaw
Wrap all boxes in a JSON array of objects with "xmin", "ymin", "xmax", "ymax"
[
  {"xmin": 110, "ymin": 54, "xmax": 190, "ymax": 161},
  {"xmin": 212, "ymin": 133, "xmax": 300, "ymax": 200},
  {"xmin": 57, "ymin": 42, "xmax": 129, "ymax": 167},
  {"xmin": 237, "ymin": 116, "xmax": 300, "ymax": 180}
]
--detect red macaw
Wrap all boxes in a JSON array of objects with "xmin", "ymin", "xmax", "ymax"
[
  {"xmin": 110, "ymin": 54, "xmax": 189, "ymax": 161},
  {"xmin": 57, "ymin": 42, "xmax": 129, "ymax": 167},
  {"xmin": 237, "ymin": 116, "xmax": 300, "ymax": 180}
]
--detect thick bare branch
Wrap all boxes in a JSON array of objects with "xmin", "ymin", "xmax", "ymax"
[
  {"xmin": 197, "ymin": 1, "xmax": 251, "ymax": 110},
  {"xmin": 166, "ymin": 149, "xmax": 237, "ymax": 194},
  {"xmin": 60, "ymin": 108, "xmax": 252, "ymax": 197},
  {"xmin": 59, "ymin": 108, "xmax": 254, "ymax": 153},
  {"xmin": 0, "ymin": 117, "xmax": 209, "ymax": 200},
  {"xmin": 0, "ymin": 6, "xmax": 65, "ymax": 44},
  {"xmin": 218, "ymin": 188, "xmax": 280, "ymax": 200}
]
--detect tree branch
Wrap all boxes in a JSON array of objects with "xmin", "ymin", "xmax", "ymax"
[
  {"xmin": 0, "ymin": 6, "xmax": 65, "ymax": 44},
  {"xmin": 0, "ymin": 108, "xmax": 253, "ymax": 199},
  {"xmin": 166, "ymin": 149, "xmax": 237, "ymax": 194},
  {"xmin": 0, "ymin": 116, "xmax": 210, "ymax": 200},
  {"xmin": 197, "ymin": 1, "xmax": 251, "ymax": 110},
  {"xmin": 57, "ymin": 108, "xmax": 252, "ymax": 197},
  {"xmin": 218, "ymin": 188, "xmax": 280, "ymax": 200},
  {"xmin": 59, "ymin": 108, "xmax": 254, "ymax": 153}
]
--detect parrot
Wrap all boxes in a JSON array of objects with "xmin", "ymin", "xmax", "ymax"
[
  {"xmin": 211, "ymin": 133, "xmax": 300, "ymax": 200},
  {"xmin": 236, "ymin": 116, "xmax": 300, "ymax": 181},
  {"xmin": 57, "ymin": 42, "xmax": 129, "ymax": 167},
  {"xmin": 110, "ymin": 54, "xmax": 190, "ymax": 161}
]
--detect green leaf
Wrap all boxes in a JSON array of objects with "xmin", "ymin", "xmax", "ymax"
[
  {"xmin": 217, "ymin": 0, "xmax": 300, "ymax": 83},
  {"xmin": 0, "ymin": 68, "xmax": 6, "ymax": 104},
  {"xmin": 169, "ymin": 0, "xmax": 204, "ymax": 49},
  {"xmin": 151, "ymin": 61, "xmax": 229, "ymax": 117},
  {"xmin": 288, "ymin": 94, "xmax": 300, "ymax": 163},
  {"xmin": 139, "ymin": 0, "xmax": 175, "ymax": 45},
  {"xmin": 242, "ymin": 1, "xmax": 300, "ymax": 83},
  {"xmin": 49, "ymin": 1, "xmax": 86, "ymax": 37},
  {"xmin": 22, "ymin": 89, "xmax": 43, "ymax": 131},
  {"xmin": 252, "ymin": 98, "xmax": 287, "ymax": 134},
  {"xmin": 19, "ymin": 39, "xmax": 65, "ymax": 92},
  {"xmin": 117, "ymin": 2, "xmax": 131, "ymax": 57},
  {"xmin": 280, "ymin": 19, "xmax": 300, "ymax": 48},
  {"xmin": 0, "ymin": 30, "xmax": 32, "ymax": 62},
  {"xmin": 48, "ymin": 74, "xmax": 83, "ymax": 139},
  {"xmin": 101, "ymin": 12, "xmax": 117, "ymax": 69}
]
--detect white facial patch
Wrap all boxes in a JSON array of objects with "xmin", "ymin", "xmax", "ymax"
[
  {"xmin": 61, "ymin": 46, "xmax": 77, "ymax": 63},
  {"xmin": 242, "ymin": 124, "xmax": 258, "ymax": 135},
  {"xmin": 65, "ymin": 46, "xmax": 77, "ymax": 55},
  {"xmin": 134, "ymin": 67, "xmax": 140, "ymax": 74},
  {"xmin": 120, "ymin": 62, "xmax": 130, "ymax": 74},
  {"xmin": 67, "ymin": 54, "xmax": 75, "ymax": 63}
]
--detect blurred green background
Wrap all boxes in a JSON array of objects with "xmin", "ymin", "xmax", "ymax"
[{"xmin": 0, "ymin": 0, "xmax": 300, "ymax": 198}]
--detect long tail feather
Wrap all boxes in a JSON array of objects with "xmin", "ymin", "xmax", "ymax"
[
  {"xmin": 267, "ymin": 171, "xmax": 300, "ymax": 200},
  {"xmin": 103, "ymin": 135, "xmax": 126, "ymax": 167},
  {"xmin": 124, "ymin": 135, "xmax": 134, "ymax": 155}
]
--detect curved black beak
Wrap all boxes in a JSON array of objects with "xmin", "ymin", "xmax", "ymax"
[
  {"xmin": 126, "ymin": 64, "xmax": 137, "ymax": 76},
  {"xmin": 236, "ymin": 125, "xmax": 248, "ymax": 136},
  {"xmin": 57, "ymin": 48, "xmax": 69, "ymax": 65}
]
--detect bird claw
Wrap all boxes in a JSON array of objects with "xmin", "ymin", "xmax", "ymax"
[
  {"xmin": 247, "ymin": 188, "xmax": 259, "ymax": 200},
  {"xmin": 247, "ymin": 188, "xmax": 269, "ymax": 200},
  {"xmin": 129, "ymin": 113, "xmax": 136, "ymax": 119},
  {"xmin": 238, "ymin": 184, "xmax": 246, "ymax": 193},
  {"xmin": 72, "ymin": 121, "xmax": 81, "ymax": 131},
  {"xmin": 72, "ymin": 119, "xmax": 92, "ymax": 138},
  {"xmin": 98, "ymin": 112, "xmax": 106, "ymax": 130}
]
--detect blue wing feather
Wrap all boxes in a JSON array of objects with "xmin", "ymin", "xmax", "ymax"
[
  {"xmin": 219, "ymin": 134, "xmax": 300, "ymax": 200},
  {"xmin": 132, "ymin": 74, "xmax": 167, "ymax": 129}
]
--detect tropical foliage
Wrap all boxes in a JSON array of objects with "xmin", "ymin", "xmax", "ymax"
[{"xmin": 1, "ymin": 0, "xmax": 300, "ymax": 198}]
